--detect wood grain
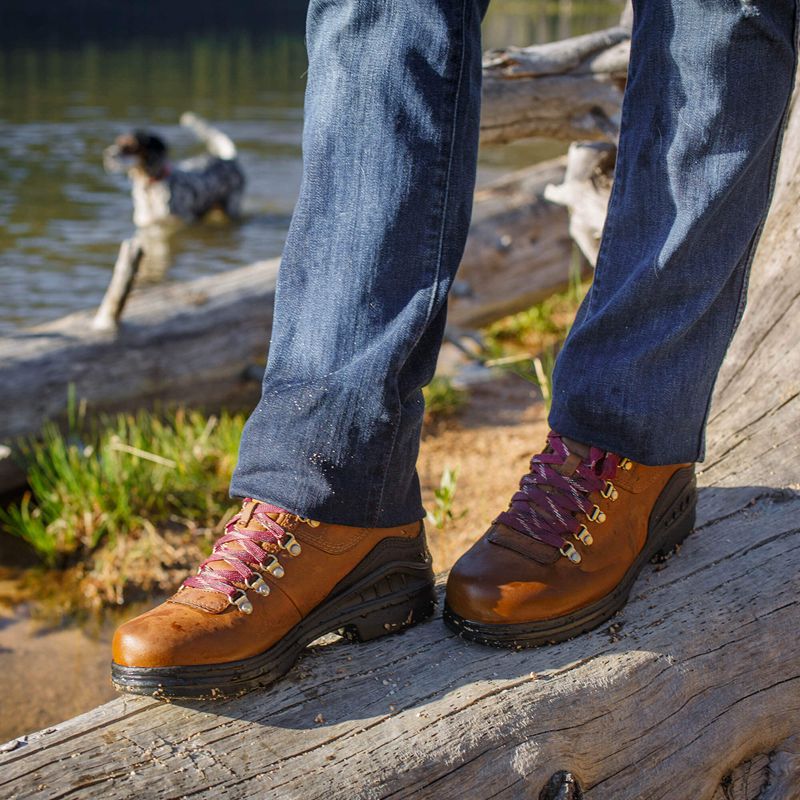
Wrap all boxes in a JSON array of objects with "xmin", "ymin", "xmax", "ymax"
[{"xmin": 480, "ymin": 27, "xmax": 630, "ymax": 145}]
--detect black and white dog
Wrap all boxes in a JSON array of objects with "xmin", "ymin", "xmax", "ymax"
[{"xmin": 104, "ymin": 113, "xmax": 246, "ymax": 228}]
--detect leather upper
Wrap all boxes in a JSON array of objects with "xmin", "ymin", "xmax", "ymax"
[
  {"xmin": 113, "ymin": 516, "xmax": 422, "ymax": 668},
  {"xmin": 445, "ymin": 457, "xmax": 692, "ymax": 625}
]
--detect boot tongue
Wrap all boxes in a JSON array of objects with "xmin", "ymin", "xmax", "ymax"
[
  {"xmin": 205, "ymin": 500, "xmax": 285, "ymax": 573},
  {"xmin": 555, "ymin": 436, "xmax": 591, "ymax": 476},
  {"xmin": 561, "ymin": 436, "xmax": 590, "ymax": 458}
]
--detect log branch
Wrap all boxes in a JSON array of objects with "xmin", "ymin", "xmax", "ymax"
[
  {"xmin": 543, "ymin": 142, "xmax": 615, "ymax": 266},
  {"xmin": 480, "ymin": 27, "xmax": 630, "ymax": 144},
  {"xmin": 92, "ymin": 236, "xmax": 144, "ymax": 332}
]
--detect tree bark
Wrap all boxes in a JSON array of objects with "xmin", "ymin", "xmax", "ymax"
[{"xmin": 2, "ymin": 90, "xmax": 800, "ymax": 798}]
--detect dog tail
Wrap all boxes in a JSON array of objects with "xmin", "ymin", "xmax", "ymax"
[{"xmin": 180, "ymin": 112, "xmax": 237, "ymax": 160}]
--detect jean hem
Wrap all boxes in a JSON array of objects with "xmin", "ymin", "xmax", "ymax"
[
  {"xmin": 228, "ymin": 482, "xmax": 427, "ymax": 530},
  {"xmin": 547, "ymin": 409, "xmax": 702, "ymax": 466}
]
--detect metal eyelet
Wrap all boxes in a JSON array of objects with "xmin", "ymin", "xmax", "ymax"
[
  {"xmin": 230, "ymin": 590, "xmax": 253, "ymax": 614},
  {"xmin": 280, "ymin": 533, "xmax": 302, "ymax": 556},
  {"xmin": 601, "ymin": 481, "xmax": 618, "ymax": 501},
  {"xmin": 620, "ymin": 458, "xmax": 633, "ymax": 471},
  {"xmin": 245, "ymin": 573, "xmax": 270, "ymax": 596},
  {"xmin": 264, "ymin": 555, "xmax": 285, "ymax": 578},
  {"xmin": 586, "ymin": 504, "xmax": 607, "ymax": 523},
  {"xmin": 574, "ymin": 525, "xmax": 593, "ymax": 545},
  {"xmin": 300, "ymin": 517, "xmax": 321, "ymax": 528},
  {"xmin": 560, "ymin": 542, "xmax": 582, "ymax": 564}
]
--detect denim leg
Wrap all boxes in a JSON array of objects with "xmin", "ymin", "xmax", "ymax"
[
  {"xmin": 231, "ymin": 0, "xmax": 491, "ymax": 526},
  {"xmin": 549, "ymin": 0, "xmax": 798, "ymax": 465}
]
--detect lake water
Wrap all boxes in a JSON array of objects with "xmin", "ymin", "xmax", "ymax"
[{"xmin": 0, "ymin": 0, "xmax": 623, "ymax": 333}]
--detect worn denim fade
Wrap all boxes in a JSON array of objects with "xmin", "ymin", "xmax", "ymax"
[
  {"xmin": 550, "ymin": 0, "xmax": 798, "ymax": 464},
  {"xmin": 232, "ymin": 0, "xmax": 798, "ymax": 527}
]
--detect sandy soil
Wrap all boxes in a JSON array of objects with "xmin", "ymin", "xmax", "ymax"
[
  {"xmin": 0, "ymin": 376, "xmax": 547, "ymax": 744},
  {"xmin": 420, "ymin": 375, "xmax": 548, "ymax": 570},
  {"xmin": 0, "ymin": 598, "xmax": 120, "ymax": 742}
]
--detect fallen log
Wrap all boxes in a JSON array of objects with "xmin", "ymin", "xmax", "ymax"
[
  {"xmin": 0, "ymin": 158, "xmax": 571, "ymax": 492},
  {"xmin": 480, "ymin": 25, "xmax": 630, "ymax": 145},
  {"xmin": 0, "ymin": 422, "xmax": 798, "ymax": 798},
  {"xmin": 449, "ymin": 158, "xmax": 572, "ymax": 328}
]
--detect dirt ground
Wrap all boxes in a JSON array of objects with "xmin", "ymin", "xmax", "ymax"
[{"xmin": 420, "ymin": 375, "xmax": 548, "ymax": 571}]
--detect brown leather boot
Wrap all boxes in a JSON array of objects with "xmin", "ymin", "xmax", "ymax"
[
  {"xmin": 444, "ymin": 432, "xmax": 696, "ymax": 647},
  {"xmin": 112, "ymin": 499, "xmax": 435, "ymax": 698}
]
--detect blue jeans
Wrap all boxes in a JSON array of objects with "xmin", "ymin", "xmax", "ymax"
[{"xmin": 232, "ymin": 0, "xmax": 798, "ymax": 526}]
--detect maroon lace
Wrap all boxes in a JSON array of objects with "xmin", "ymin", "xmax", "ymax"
[
  {"xmin": 182, "ymin": 500, "xmax": 292, "ymax": 601},
  {"xmin": 494, "ymin": 432, "xmax": 620, "ymax": 557}
]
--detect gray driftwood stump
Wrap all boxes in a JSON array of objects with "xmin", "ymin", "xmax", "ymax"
[{"xmin": 3, "ymin": 24, "xmax": 800, "ymax": 800}]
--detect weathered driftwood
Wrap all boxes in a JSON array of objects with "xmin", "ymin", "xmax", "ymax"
[
  {"xmin": 483, "ymin": 10, "xmax": 631, "ymax": 263},
  {"xmin": 92, "ymin": 236, "xmax": 144, "ymax": 332},
  {"xmin": 544, "ymin": 141, "xmax": 615, "ymax": 266},
  {"xmin": 450, "ymin": 157, "xmax": 572, "ymax": 328},
  {"xmin": 480, "ymin": 26, "xmax": 630, "ymax": 145},
  {"xmin": 3, "ymin": 89, "xmax": 800, "ymax": 799},
  {"xmin": 0, "ymin": 158, "xmax": 572, "ymax": 491}
]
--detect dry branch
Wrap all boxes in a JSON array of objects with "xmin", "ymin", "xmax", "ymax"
[
  {"xmin": 544, "ymin": 141, "xmax": 615, "ymax": 266},
  {"xmin": 92, "ymin": 236, "xmax": 144, "ymax": 332},
  {"xmin": 480, "ymin": 26, "xmax": 630, "ymax": 144}
]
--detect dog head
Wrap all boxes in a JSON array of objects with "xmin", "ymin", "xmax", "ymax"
[{"xmin": 104, "ymin": 130, "xmax": 169, "ymax": 179}]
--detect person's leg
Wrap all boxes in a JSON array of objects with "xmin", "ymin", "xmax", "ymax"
[
  {"xmin": 113, "ymin": 0, "xmax": 492, "ymax": 696},
  {"xmin": 446, "ymin": 0, "xmax": 799, "ymax": 647},
  {"xmin": 231, "ymin": 0, "xmax": 491, "ymax": 527},
  {"xmin": 549, "ymin": 0, "xmax": 798, "ymax": 465}
]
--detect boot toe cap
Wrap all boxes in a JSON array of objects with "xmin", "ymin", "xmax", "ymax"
[
  {"xmin": 113, "ymin": 611, "xmax": 182, "ymax": 668},
  {"xmin": 445, "ymin": 533, "xmax": 572, "ymax": 625},
  {"xmin": 446, "ymin": 542, "xmax": 516, "ymax": 624}
]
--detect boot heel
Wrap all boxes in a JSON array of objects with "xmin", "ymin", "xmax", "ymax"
[
  {"xmin": 338, "ymin": 576, "xmax": 437, "ymax": 643},
  {"xmin": 651, "ymin": 471, "xmax": 698, "ymax": 557}
]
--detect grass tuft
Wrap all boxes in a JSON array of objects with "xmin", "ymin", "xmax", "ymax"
[
  {"xmin": 482, "ymin": 251, "xmax": 589, "ymax": 411},
  {"xmin": 0, "ymin": 406, "xmax": 248, "ymax": 609},
  {"xmin": 426, "ymin": 467, "xmax": 466, "ymax": 530},
  {"xmin": 1, "ymin": 408, "xmax": 245, "ymax": 567},
  {"xmin": 423, "ymin": 376, "xmax": 469, "ymax": 422}
]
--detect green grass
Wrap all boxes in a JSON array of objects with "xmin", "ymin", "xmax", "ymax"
[
  {"xmin": 482, "ymin": 251, "xmax": 589, "ymax": 411},
  {"xmin": 1, "ymin": 404, "xmax": 246, "ymax": 566},
  {"xmin": 426, "ymin": 467, "xmax": 466, "ymax": 530},
  {"xmin": 423, "ymin": 376, "xmax": 469, "ymax": 422}
]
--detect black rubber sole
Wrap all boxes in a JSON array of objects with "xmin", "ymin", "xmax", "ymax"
[
  {"xmin": 112, "ymin": 548, "xmax": 436, "ymax": 699},
  {"xmin": 443, "ymin": 467, "xmax": 697, "ymax": 649}
]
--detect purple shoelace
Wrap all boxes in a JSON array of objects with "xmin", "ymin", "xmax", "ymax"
[
  {"xmin": 494, "ymin": 432, "xmax": 620, "ymax": 562},
  {"xmin": 182, "ymin": 499, "xmax": 301, "ymax": 610}
]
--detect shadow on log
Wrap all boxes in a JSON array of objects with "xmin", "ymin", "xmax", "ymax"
[{"xmin": 3, "ymin": 88, "xmax": 800, "ymax": 798}]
